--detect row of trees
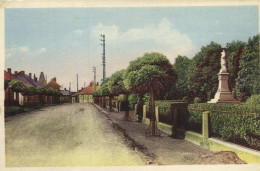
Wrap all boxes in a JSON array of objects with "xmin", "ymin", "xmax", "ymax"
[
  {"xmin": 93, "ymin": 52, "xmax": 176, "ymax": 135},
  {"xmin": 93, "ymin": 34, "xmax": 259, "ymax": 135},
  {"xmin": 7, "ymin": 79, "xmax": 62, "ymax": 105},
  {"xmin": 169, "ymin": 34, "xmax": 259, "ymax": 102}
]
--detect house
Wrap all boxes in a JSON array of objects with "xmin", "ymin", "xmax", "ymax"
[
  {"xmin": 46, "ymin": 77, "xmax": 61, "ymax": 91},
  {"xmin": 12, "ymin": 70, "xmax": 46, "ymax": 106},
  {"xmin": 60, "ymin": 88, "xmax": 71, "ymax": 103},
  {"xmin": 4, "ymin": 68, "xmax": 47, "ymax": 106},
  {"xmin": 39, "ymin": 72, "xmax": 47, "ymax": 85},
  {"xmin": 78, "ymin": 81, "xmax": 99, "ymax": 103},
  {"xmin": 4, "ymin": 68, "xmax": 14, "ymax": 106}
]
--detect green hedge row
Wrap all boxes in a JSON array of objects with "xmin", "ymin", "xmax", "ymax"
[
  {"xmin": 4, "ymin": 106, "xmax": 25, "ymax": 117},
  {"xmin": 145, "ymin": 100, "xmax": 186, "ymax": 115},
  {"xmin": 144, "ymin": 100, "xmax": 186, "ymax": 125},
  {"xmin": 188, "ymin": 103, "xmax": 260, "ymax": 150}
]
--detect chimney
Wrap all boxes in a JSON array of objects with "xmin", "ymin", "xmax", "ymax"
[
  {"xmin": 34, "ymin": 74, "xmax": 37, "ymax": 81},
  {"xmin": 29, "ymin": 73, "xmax": 32, "ymax": 80},
  {"xmin": 19, "ymin": 71, "xmax": 25, "ymax": 76},
  {"xmin": 7, "ymin": 68, "xmax": 11, "ymax": 74}
]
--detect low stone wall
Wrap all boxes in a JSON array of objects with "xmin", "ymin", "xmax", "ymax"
[{"xmin": 138, "ymin": 104, "xmax": 260, "ymax": 164}]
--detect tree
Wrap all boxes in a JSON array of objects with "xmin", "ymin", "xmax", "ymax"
[
  {"xmin": 8, "ymin": 80, "xmax": 26, "ymax": 93},
  {"xmin": 107, "ymin": 69, "xmax": 130, "ymax": 116},
  {"xmin": 169, "ymin": 55, "xmax": 191, "ymax": 100},
  {"xmin": 36, "ymin": 87, "xmax": 46, "ymax": 104},
  {"xmin": 225, "ymin": 41, "xmax": 246, "ymax": 93},
  {"xmin": 123, "ymin": 52, "xmax": 176, "ymax": 136},
  {"xmin": 99, "ymin": 82, "xmax": 111, "ymax": 108},
  {"xmin": 24, "ymin": 85, "xmax": 36, "ymax": 96},
  {"xmin": 233, "ymin": 34, "xmax": 260, "ymax": 101},
  {"xmin": 187, "ymin": 42, "xmax": 222, "ymax": 102},
  {"xmin": 107, "ymin": 70, "xmax": 126, "ymax": 95}
]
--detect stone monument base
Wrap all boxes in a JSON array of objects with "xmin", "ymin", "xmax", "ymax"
[
  {"xmin": 208, "ymin": 72, "xmax": 240, "ymax": 104},
  {"xmin": 208, "ymin": 91, "xmax": 240, "ymax": 104}
]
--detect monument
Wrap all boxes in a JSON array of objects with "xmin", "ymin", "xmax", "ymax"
[{"xmin": 208, "ymin": 49, "xmax": 240, "ymax": 104}]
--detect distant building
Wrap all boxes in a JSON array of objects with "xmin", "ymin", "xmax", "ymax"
[
  {"xmin": 5, "ymin": 68, "xmax": 46, "ymax": 106},
  {"xmin": 39, "ymin": 72, "xmax": 47, "ymax": 85},
  {"xmin": 60, "ymin": 88, "xmax": 71, "ymax": 103},
  {"xmin": 4, "ymin": 68, "xmax": 14, "ymax": 106},
  {"xmin": 46, "ymin": 77, "xmax": 61, "ymax": 91},
  {"xmin": 77, "ymin": 81, "xmax": 99, "ymax": 103}
]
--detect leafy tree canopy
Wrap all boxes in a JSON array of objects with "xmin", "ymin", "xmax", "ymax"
[
  {"xmin": 123, "ymin": 52, "xmax": 176, "ymax": 94},
  {"xmin": 107, "ymin": 69, "xmax": 126, "ymax": 95},
  {"xmin": 24, "ymin": 84, "xmax": 36, "ymax": 95},
  {"xmin": 187, "ymin": 41, "xmax": 222, "ymax": 101},
  {"xmin": 8, "ymin": 80, "xmax": 27, "ymax": 93},
  {"xmin": 36, "ymin": 87, "xmax": 46, "ymax": 95}
]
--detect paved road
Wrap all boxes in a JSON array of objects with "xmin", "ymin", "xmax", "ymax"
[{"xmin": 5, "ymin": 103, "xmax": 145, "ymax": 167}]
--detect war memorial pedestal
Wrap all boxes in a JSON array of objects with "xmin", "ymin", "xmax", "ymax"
[{"xmin": 208, "ymin": 49, "xmax": 240, "ymax": 104}]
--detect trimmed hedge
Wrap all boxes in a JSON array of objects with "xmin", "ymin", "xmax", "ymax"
[
  {"xmin": 5, "ymin": 106, "xmax": 25, "ymax": 117},
  {"xmin": 188, "ymin": 103, "xmax": 260, "ymax": 150},
  {"xmin": 145, "ymin": 100, "xmax": 186, "ymax": 124}
]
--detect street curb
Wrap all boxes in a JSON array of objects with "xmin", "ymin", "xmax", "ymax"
[{"xmin": 92, "ymin": 103, "xmax": 159, "ymax": 165}]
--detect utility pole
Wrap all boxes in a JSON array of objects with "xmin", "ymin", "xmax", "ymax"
[
  {"xmin": 69, "ymin": 82, "xmax": 71, "ymax": 95},
  {"xmin": 93, "ymin": 66, "xmax": 96, "ymax": 90},
  {"xmin": 100, "ymin": 34, "xmax": 106, "ymax": 83},
  {"xmin": 76, "ymin": 74, "xmax": 78, "ymax": 93},
  {"xmin": 76, "ymin": 74, "xmax": 79, "ymax": 103}
]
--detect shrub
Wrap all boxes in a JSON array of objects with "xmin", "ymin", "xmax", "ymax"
[
  {"xmin": 188, "ymin": 103, "xmax": 260, "ymax": 150},
  {"xmin": 246, "ymin": 94, "xmax": 260, "ymax": 107},
  {"xmin": 118, "ymin": 94, "xmax": 126, "ymax": 101},
  {"xmin": 128, "ymin": 93, "xmax": 139, "ymax": 110},
  {"xmin": 145, "ymin": 100, "xmax": 186, "ymax": 124},
  {"xmin": 5, "ymin": 106, "xmax": 24, "ymax": 117},
  {"xmin": 194, "ymin": 97, "xmax": 202, "ymax": 103}
]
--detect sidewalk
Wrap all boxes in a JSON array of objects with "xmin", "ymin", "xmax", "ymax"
[{"xmin": 93, "ymin": 104, "xmax": 246, "ymax": 165}]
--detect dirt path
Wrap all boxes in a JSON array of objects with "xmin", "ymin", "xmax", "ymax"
[
  {"xmin": 5, "ymin": 103, "xmax": 146, "ymax": 167},
  {"xmin": 95, "ymin": 105, "xmax": 247, "ymax": 165}
]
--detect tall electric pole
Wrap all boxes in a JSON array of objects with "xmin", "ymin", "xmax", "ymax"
[
  {"xmin": 76, "ymin": 74, "xmax": 78, "ymax": 93},
  {"xmin": 93, "ymin": 66, "xmax": 96, "ymax": 90},
  {"xmin": 69, "ymin": 82, "xmax": 71, "ymax": 95},
  {"xmin": 100, "ymin": 34, "xmax": 106, "ymax": 83}
]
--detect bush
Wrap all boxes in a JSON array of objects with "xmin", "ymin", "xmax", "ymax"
[
  {"xmin": 128, "ymin": 93, "xmax": 139, "ymax": 110},
  {"xmin": 246, "ymin": 94, "xmax": 260, "ymax": 107},
  {"xmin": 194, "ymin": 97, "xmax": 202, "ymax": 103},
  {"xmin": 118, "ymin": 94, "xmax": 126, "ymax": 101},
  {"xmin": 5, "ymin": 106, "xmax": 25, "ymax": 117},
  {"xmin": 188, "ymin": 103, "xmax": 260, "ymax": 150},
  {"xmin": 145, "ymin": 100, "xmax": 186, "ymax": 124}
]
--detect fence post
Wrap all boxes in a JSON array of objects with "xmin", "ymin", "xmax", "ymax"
[
  {"xmin": 116, "ymin": 102, "xmax": 118, "ymax": 112},
  {"xmin": 134, "ymin": 104, "xmax": 138, "ymax": 120},
  {"xmin": 155, "ymin": 106, "xmax": 159, "ymax": 122},
  {"xmin": 201, "ymin": 111, "xmax": 210, "ymax": 148},
  {"xmin": 143, "ymin": 105, "xmax": 147, "ymax": 120},
  {"xmin": 119, "ymin": 102, "xmax": 121, "ymax": 112}
]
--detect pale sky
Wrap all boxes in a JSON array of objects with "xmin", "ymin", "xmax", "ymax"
[{"xmin": 5, "ymin": 6, "xmax": 259, "ymax": 91}]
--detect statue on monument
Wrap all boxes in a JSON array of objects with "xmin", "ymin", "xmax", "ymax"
[
  {"xmin": 208, "ymin": 48, "xmax": 240, "ymax": 104},
  {"xmin": 220, "ymin": 49, "xmax": 228, "ymax": 73}
]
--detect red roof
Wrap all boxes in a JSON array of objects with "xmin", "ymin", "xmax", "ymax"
[
  {"xmin": 4, "ymin": 71, "xmax": 14, "ymax": 81},
  {"xmin": 79, "ymin": 84, "xmax": 99, "ymax": 95}
]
